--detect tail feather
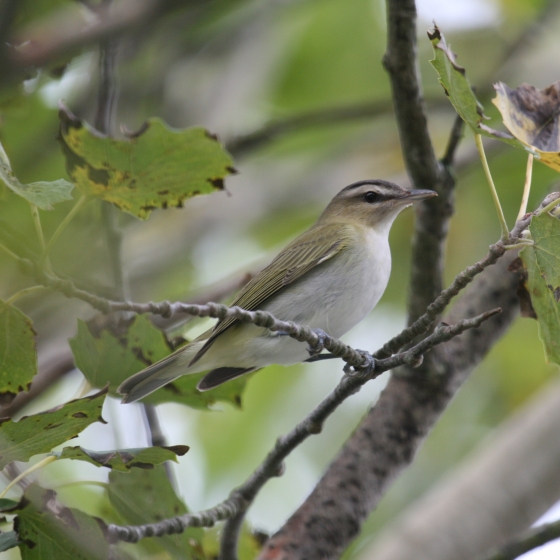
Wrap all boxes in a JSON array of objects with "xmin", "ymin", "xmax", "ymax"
[
  {"xmin": 119, "ymin": 350, "xmax": 187, "ymax": 403},
  {"xmin": 197, "ymin": 367, "xmax": 256, "ymax": 392}
]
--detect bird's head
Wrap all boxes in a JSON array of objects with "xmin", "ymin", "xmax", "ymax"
[{"xmin": 318, "ymin": 180, "xmax": 437, "ymax": 234}]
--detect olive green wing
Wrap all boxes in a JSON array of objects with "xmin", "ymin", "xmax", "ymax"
[{"xmin": 189, "ymin": 224, "xmax": 350, "ymax": 366}]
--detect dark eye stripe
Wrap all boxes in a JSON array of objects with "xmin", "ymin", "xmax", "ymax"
[{"xmin": 364, "ymin": 191, "xmax": 391, "ymax": 203}]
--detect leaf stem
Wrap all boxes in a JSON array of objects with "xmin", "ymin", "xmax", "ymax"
[
  {"xmin": 536, "ymin": 196, "xmax": 560, "ymax": 216},
  {"xmin": 30, "ymin": 204, "xmax": 52, "ymax": 273},
  {"xmin": 54, "ymin": 480, "xmax": 109, "ymax": 491},
  {"xmin": 0, "ymin": 242, "xmax": 22, "ymax": 263},
  {"xmin": 475, "ymin": 134, "xmax": 509, "ymax": 241},
  {"xmin": 517, "ymin": 153, "xmax": 534, "ymax": 221},
  {"xmin": 5, "ymin": 285, "xmax": 46, "ymax": 305},
  {"xmin": 43, "ymin": 194, "xmax": 90, "ymax": 259},
  {"xmin": 0, "ymin": 455, "xmax": 57, "ymax": 499},
  {"xmin": 503, "ymin": 241, "xmax": 533, "ymax": 251}
]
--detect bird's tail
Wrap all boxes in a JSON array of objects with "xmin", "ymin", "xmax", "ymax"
[{"xmin": 118, "ymin": 342, "xmax": 201, "ymax": 403}]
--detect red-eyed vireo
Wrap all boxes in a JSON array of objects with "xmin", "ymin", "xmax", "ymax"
[{"xmin": 119, "ymin": 180, "xmax": 436, "ymax": 403}]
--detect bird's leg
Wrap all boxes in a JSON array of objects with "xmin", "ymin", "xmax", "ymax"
[
  {"xmin": 307, "ymin": 328, "xmax": 329, "ymax": 356},
  {"xmin": 344, "ymin": 349, "xmax": 376, "ymax": 378}
]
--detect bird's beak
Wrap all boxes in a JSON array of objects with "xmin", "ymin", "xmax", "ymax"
[{"xmin": 400, "ymin": 189, "xmax": 438, "ymax": 202}]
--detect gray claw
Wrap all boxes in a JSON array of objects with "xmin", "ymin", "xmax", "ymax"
[
  {"xmin": 344, "ymin": 349, "xmax": 376, "ymax": 378},
  {"xmin": 307, "ymin": 328, "xmax": 328, "ymax": 356}
]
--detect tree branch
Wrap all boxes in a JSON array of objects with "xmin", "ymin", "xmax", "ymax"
[
  {"xmin": 227, "ymin": 101, "xmax": 394, "ymax": 156},
  {"xmin": 255, "ymin": 248, "xmax": 523, "ymax": 560},
  {"xmin": 142, "ymin": 402, "xmax": 176, "ymax": 489},
  {"xmin": 9, "ymin": 0, "xmax": 161, "ymax": 69},
  {"xmin": 383, "ymin": 0, "xmax": 453, "ymax": 326},
  {"xmin": 106, "ymin": 308, "xmax": 498, "ymax": 545}
]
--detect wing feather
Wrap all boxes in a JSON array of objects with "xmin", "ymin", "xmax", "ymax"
[{"xmin": 189, "ymin": 223, "xmax": 350, "ymax": 365}]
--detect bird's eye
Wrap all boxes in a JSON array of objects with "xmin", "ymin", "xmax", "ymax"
[{"xmin": 365, "ymin": 191, "xmax": 378, "ymax": 203}]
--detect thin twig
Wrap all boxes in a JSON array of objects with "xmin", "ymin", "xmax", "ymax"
[
  {"xmin": 374, "ymin": 239, "xmax": 507, "ymax": 359},
  {"xmin": 9, "ymin": 0, "xmax": 163, "ymax": 69},
  {"xmin": 227, "ymin": 101, "xmax": 393, "ymax": 156},
  {"xmin": 482, "ymin": 519, "xmax": 560, "ymax": 560},
  {"xmin": 0, "ymin": 210, "xmax": 529, "ymax": 376},
  {"xmin": 219, "ymin": 308, "xmax": 501, "ymax": 559},
  {"xmin": 106, "ymin": 308, "xmax": 498, "ymax": 544}
]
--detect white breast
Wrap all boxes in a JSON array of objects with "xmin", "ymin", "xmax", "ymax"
[
  {"xmin": 195, "ymin": 226, "xmax": 392, "ymax": 370},
  {"xmin": 266, "ymin": 226, "xmax": 391, "ymax": 338}
]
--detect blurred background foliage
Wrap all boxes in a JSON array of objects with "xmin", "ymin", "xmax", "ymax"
[{"xmin": 1, "ymin": 0, "xmax": 560, "ymax": 558}]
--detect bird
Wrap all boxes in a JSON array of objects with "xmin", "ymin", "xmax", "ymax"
[{"xmin": 118, "ymin": 180, "xmax": 436, "ymax": 403}]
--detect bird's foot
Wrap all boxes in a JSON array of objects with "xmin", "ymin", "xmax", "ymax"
[
  {"xmin": 307, "ymin": 328, "xmax": 328, "ymax": 356},
  {"xmin": 344, "ymin": 349, "xmax": 376, "ymax": 378}
]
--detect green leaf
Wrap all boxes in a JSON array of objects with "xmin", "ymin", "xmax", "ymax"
[
  {"xmin": 428, "ymin": 26, "xmax": 526, "ymax": 150},
  {"xmin": 108, "ymin": 466, "xmax": 204, "ymax": 559},
  {"xmin": 493, "ymin": 81, "xmax": 560, "ymax": 172},
  {"xmin": 520, "ymin": 243, "xmax": 560, "ymax": 365},
  {"xmin": 70, "ymin": 315, "xmax": 248, "ymax": 409},
  {"xmin": 13, "ymin": 484, "xmax": 109, "ymax": 560},
  {"xmin": 69, "ymin": 315, "xmax": 173, "ymax": 393},
  {"xmin": 0, "ymin": 388, "xmax": 107, "ymax": 469},
  {"xmin": 0, "ymin": 531, "xmax": 19, "ymax": 552},
  {"xmin": 0, "ymin": 499, "xmax": 18, "ymax": 511},
  {"xmin": 0, "ymin": 141, "xmax": 74, "ymax": 210},
  {"xmin": 144, "ymin": 370, "xmax": 251, "ymax": 410},
  {"xmin": 58, "ymin": 104, "xmax": 235, "ymax": 219},
  {"xmin": 0, "ymin": 299, "xmax": 37, "ymax": 397},
  {"xmin": 57, "ymin": 445, "xmax": 189, "ymax": 472},
  {"xmin": 529, "ymin": 212, "xmax": 560, "ymax": 296}
]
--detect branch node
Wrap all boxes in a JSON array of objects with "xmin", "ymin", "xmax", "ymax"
[
  {"xmin": 159, "ymin": 300, "xmax": 172, "ymax": 318},
  {"xmin": 404, "ymin": 354, "xmax": 424, "ymax": 368},
  {"xmin": 273, "ymin": 461, "xmax": 286, "ymax": 477},
  {"xmin": 307, "ymin": 421, "xmax": 323, "ymax": 435}
]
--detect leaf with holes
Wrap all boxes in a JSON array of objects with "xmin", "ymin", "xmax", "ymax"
[
  {"xmin": 0, "ymin": 388, "xmax": 107, "ymax": 469},
  {"xmin": 0, "ymin": 141, "xmax": 73, "ymax": 210},
  {"xmin": 493, "ymin": 81, "xmax": 560, "ymax": 172},
  {"xmin": 0, "ymin": 299, "xmax": 37, "ymax": 398},
  {"xmin": 12, "ymin": 485, "xmax": 109, "ymax": 560},
  {"xmin": 58, "ymin": 103, "xmax": 235, "ymax": 219},
  {"xmin": 428, "ymin": 26, "xmax": 527, "ymax": 150},
  {"xmin": 57, "ymin": 445, "xmax": 189, "ymax": 472}
]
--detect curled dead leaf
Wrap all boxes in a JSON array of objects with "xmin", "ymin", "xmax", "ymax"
[{"xmin": 493, "ymin": 81, "xmax": 560, "ymax": 172}]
